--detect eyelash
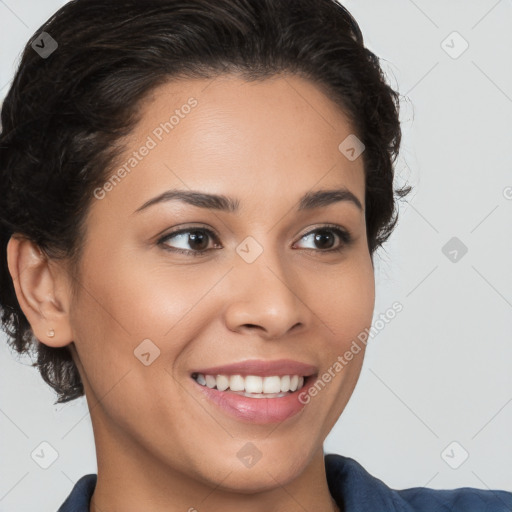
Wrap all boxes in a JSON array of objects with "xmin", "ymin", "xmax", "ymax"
[{"xmin": 157, "ymin": 224, "xmax": 353, "ymax": 257}]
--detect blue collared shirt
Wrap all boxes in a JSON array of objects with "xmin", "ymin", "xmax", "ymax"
[{"xmin": 57, "ymin": 453, "xmax": 512, "ymax": 511}]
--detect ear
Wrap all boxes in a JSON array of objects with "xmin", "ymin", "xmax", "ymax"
[{"xmin": 6, "ymin": 234, "xmax": 74, "ymax": 348}]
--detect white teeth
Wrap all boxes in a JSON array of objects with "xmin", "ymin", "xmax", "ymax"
[
  {"xmin": 229, "ymin": 374, "xmax": 245, "ymax": 391},
  {"xmin": 263, "ymin": 376, "xmax": 281, "ymax": 394},
  {"xmin": 205, "ymin": 375, "xmax": 216, "ymax": 388},
  {"xmin": 245, "ymin": 375, "xmax": 263, "ymax": 394},
  {"xmin": 193, "ymin": 373, "xmax": 307, "ymax": 394},
  {"xmin": 216, "ymin": 374, "xmax": 229, "ymax": 391}
]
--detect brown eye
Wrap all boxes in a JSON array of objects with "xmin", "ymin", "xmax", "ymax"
[
  {"xmin": 313, "ymin": 230, "xmax": 336, "ymax": 250},
  {"xmin": 294, "ymin": 226, "xmax": 352, "ymax": 253},
  {"xmin": 158, "ymin": 228, "xmax": 219, "ymax": 256}
]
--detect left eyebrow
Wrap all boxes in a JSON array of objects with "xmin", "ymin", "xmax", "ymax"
[
  {"xmin": 297, "ymin": 188, "xmax": 363, "ymax": 212},
  {"xmin": 133, "ymin": 187, "xmax": 363, "ymax": 214}
]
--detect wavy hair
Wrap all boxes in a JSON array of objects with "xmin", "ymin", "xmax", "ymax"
[{"xmin": 0, "ymin": 0, "xmax": 411, "ymax": 403}]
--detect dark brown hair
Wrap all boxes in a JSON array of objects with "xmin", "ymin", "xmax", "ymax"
[{"xmin": 0, "ymin": 0, "xmax": 411, "ymax": 404}]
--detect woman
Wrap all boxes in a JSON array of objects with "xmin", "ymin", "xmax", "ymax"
[{"xmin": 1, "ymin": 0, "xmax": 510, "ymax": 510}]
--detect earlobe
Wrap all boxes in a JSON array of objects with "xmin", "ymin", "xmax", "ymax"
[{"xmin": 6, "ymin": 234, "xmax": 74, "ymax": 348}]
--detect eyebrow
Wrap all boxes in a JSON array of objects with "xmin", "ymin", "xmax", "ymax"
[{"xmin": 133, "ymin": 187, "xmax": 363, "ymax": 214}]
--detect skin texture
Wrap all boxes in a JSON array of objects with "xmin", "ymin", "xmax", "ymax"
[{"xmin": 7, "ymin": 74, "xmax": 375, "ymax": 512}]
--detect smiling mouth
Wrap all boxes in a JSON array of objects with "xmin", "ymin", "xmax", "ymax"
[{"xmin": 191, "ymin": 372, "xmax": 312, "ymax": 398}]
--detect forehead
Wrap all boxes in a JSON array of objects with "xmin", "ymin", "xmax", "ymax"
[{"xmin": 92, "ymin": 73, "xmax": 365, "ymax": 217}]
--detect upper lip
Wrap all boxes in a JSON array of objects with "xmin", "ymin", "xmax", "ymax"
[{"xmin": 191, "ymin": 359, "xmax": 318, "ymax": 377}]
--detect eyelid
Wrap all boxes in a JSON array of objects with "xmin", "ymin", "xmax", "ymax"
[
  {"xmin": 158, "ymin": 224, "xmax": 220, "ymax": 240},
  {"xmin": 296, "ymin": 222, "xmax": 350, "ymax": 239},
  {"xmin": 158, "ymin": 225, "xmax": 221, "ymax": 246}
]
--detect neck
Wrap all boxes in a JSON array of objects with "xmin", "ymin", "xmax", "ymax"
[{"xmin": 88, "ymin": 409, "xmax": 339, "ymax": 512}]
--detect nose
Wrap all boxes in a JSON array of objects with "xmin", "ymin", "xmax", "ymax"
[{"xmin": 223, "ymin": 248, "xmax": 313, "ymax": 340}]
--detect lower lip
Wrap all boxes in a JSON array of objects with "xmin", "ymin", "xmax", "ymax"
[{"xmin": 192, "ymin": 377, "xmax": 315, "ymax": 424}]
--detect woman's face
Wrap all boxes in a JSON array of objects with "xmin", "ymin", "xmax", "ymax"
[{"xmin": 66, "ymin": 74, "xmax": 375, "ymax": 490}]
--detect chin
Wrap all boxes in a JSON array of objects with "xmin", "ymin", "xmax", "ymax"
[
  {"xmin": 199, "ymin": 444, "xmax": 314, "ymax": 493},
  {"xmin": 210, "ymin": 464, "xmax": 305, "ymax": 495}
]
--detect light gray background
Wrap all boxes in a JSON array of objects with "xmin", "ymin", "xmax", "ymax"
[{"xmin": 1, "ymin": 0, "xmax": 511, "ymax": 510}]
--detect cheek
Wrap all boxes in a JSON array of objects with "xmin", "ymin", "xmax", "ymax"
[
  {"xmin": 74, "ymin": 249, "xmax": 209, "ymax": 338},
  {"xmin": 68, "ymin": 257, "xmax": 223, "ymax": 476},
  {"xmin": 310, "ymin": 255, "xmax": 375, "ymax": 349},
  {"xmin": 309, "ymin": 263, "xmax": 374, "ymax": 434},
  {"xmin": 69, "ymin": 249, "xmax": 228, "ymax": 390},
  {"xmin": 68, "ymin": 256, "xmax": 203, "ymax": 435},
  {"xmin": 305, "ymin": 256, "xmax": 374, "ymax": 396}
]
